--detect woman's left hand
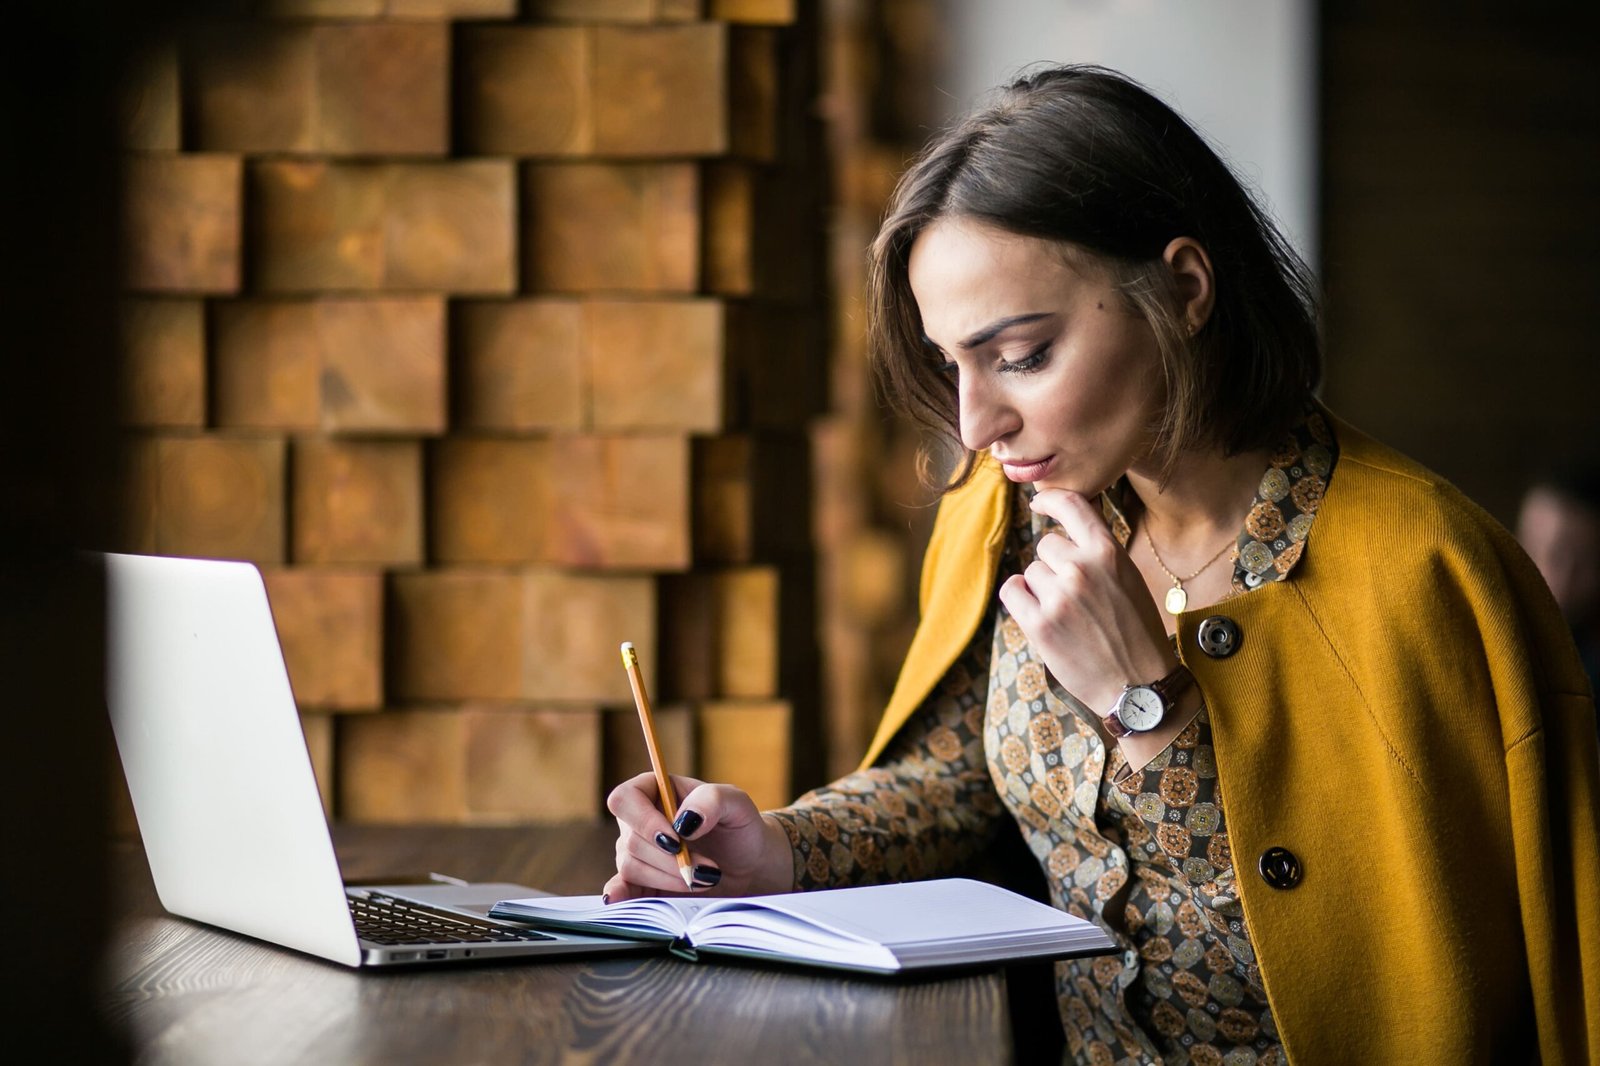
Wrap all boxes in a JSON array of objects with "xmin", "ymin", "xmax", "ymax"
[{"xmin": 998, "ymin": 488, "xmax": 1176, "ymax": 716}]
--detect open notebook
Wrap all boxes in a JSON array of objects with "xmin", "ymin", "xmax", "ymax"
[{"xmin": 489, "ymin": 877, "xmax": 1119, "ymax": 975}]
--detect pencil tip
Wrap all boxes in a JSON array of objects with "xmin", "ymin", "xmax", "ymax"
[{"xmin": 681, "ymin": 868, "xmax": 696, "ymax": 889}]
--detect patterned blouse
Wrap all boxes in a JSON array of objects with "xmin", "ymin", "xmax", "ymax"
[{"xmin": 769, "ymin": 410, "xmax": 1340, "ymax": 1066}]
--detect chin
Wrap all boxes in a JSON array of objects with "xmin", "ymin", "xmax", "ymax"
[{"xmin": 1036, "ymin": 474, "xmax": 1115, "ymax": 498}]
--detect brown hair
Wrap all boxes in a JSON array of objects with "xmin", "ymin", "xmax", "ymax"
[{"xmin": 868, "ymin": 65, "xmax": 1322, "ymax": 489}]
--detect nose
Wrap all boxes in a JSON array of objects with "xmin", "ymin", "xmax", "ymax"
[{"xmin": 957, "ymin": 372, "xmax": 1020, "ymax": 453}]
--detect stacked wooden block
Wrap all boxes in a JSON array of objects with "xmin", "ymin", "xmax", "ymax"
[
  {"xmin": 808, "ymin": 0, "xmax": 946, "ymax": 778},
  {"xmin": 116, "ymin": 0, "xmax": 821, "ymax": 825}
]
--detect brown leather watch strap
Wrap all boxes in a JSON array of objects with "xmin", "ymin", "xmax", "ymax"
[{"xmin": 1149, "ymin": 662, "xmax": 1194, "ymax": 703}]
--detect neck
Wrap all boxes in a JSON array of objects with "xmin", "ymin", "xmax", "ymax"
[{"xmin": 1126, "ymin": 446, "xmax": 1269, "ymax": 565}]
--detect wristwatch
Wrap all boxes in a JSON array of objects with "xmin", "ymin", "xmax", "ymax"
[{"xmin": 1104, "ymin": 663, "xmax": 1194, "ymax": 737}]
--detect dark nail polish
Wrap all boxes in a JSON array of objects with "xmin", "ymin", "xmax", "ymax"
[
  {"xmin": 692, "ymin": 864, "xmax": 722, "ymax": 887},
  {"xmin": 654, "ymin": 831, "xmax": 680, "ymax": 853},
  {"xmin": 601, "ymin": 892, "xmax": 610, "ymax": 906},
  {"xmin": 673, "ymin": 810, "xmax": 703, "ymax": 837}
]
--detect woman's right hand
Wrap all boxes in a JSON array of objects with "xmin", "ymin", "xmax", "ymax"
[{"xmin": 601, "ymin": 772, "xmax": 795, "ymax": 903}]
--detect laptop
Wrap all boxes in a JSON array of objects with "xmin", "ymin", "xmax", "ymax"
[{"xmin": 102, "ymin": 550, "xmax": 643, "ymax": 968}]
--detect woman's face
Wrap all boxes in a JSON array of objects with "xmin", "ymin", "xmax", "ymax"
[{"xmin": 907, "ymin": 217, "xmax": 1166, "ymax": 495}]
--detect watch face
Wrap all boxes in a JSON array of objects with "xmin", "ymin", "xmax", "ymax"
[{"xmin": 1117, "ymin": 687, "xmax": 1165, "ymax": 732}]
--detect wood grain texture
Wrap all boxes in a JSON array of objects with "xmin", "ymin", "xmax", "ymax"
[
  {"xmin": 453, "ymin": 299, "xmax": 585, "ymax": 431},
  {"xmin": 383, "ymin": 162, "xmax": 516, "ymax": 293},
  {"xmin": 315, "ymin": 22, "xmax": 449, "ymax": 155},
  {"xmin": 108, "ymin": 827, "xmax": 1014, "ymax": 1066},
  {"xmin": 521, "ymin": 570, "xmax": 656, "ymax": 703},
  {"xmin": 316, "ymin": 297, "xmax": 447, "ymax": 433},
  {"xmin": 603, "ymin": 703, "xmax": 695, "ymax": 796},
  {"xmin": 211, "ymin": 300, "xmax": 322, "ymax": 430},
  {"xmin": 659, "ymin": 567, "xmax": 778, "ymax": 700},
  {"xmin": 429, "ymin": 438, "xmax": 553, "ymax": 564},
  {"xmin": 386, "ymin": 0, "xmax": 519, "ymax": 14},
  {"xmin": 729, "ymin": 27, "xmax": 780, "ymax": 161},
  {"xmin": 299, "ymin": 712, "xmax": 337, "ymax": 820},
  {"xmin": 212, "ymin": 297, "xmax": 444, "ymax": 432},
  {"xmin": 263, "ymin": 568, "xmax": 384, "ymax": 710},
  {"xmin": 692, "ymin": 433, "xmax": 812, "ymax": 564},
  {"xmin": 124, "ymin": 154, "xmax": 242, "ymax": 293},
  {"xmin": 342, "ymin": 705, "xmax": 604, "ymax": 824},
  {"xmin": 127, "ymin": 435, "xmax": 286, "ymax": 562},
  {"xmin": 291, "ymin": 438, "xmax": 423, "ymax": 565},
  {"xmin": 584, "ymin": 299, "xmax": 726, "ymax": 431},
  {"xmin": 522, "ymin": 163, "xmax": 699, "ymax": 292},
  {"xmin": 711, "ymin": 0, "xmax": 797, "ymax": 23},
  {"xmin": 389, "ymin": 571, "xmax": 525, "ymax": 701},
  {"xmin": 546, "ymin": 434, "xmax": 692, "ymax": 570},
  {"xmin": 250, "ymin": 161, "xmax": 385, "ymax": 290},
  {"xmin": 251, "ymin": 162, "xmax": 514, "ymax": 293},
  {"xmin": 593, "ymin": 23, "xmax": 728, "ymax": 156},
  {"xmin": 119, "ymin": 298, "xmax": 205, "ymax": 428},
  {"xmin": 704, "ymin": 162, "xmax": 818, "ymax": 300},
  {"xmin": 697, "ymin": 699, "xmax": 791, "ymax": 810},
  {"xmin": 187, "ymin": 24, "xmax": 318, "ymax": 153},
  {"xmin": 458, "ymin": 26, "xmax": 593, "ymax": 156},
  {"xmin": 526, "ymin": 0, "xmax": 699, "ymax": 21},
  {"xmin": 339, "ymin": 708, "xmax": 471, "ymax": 823},
  {"xmin": 463, "ymin": 706, "xmax": 602, "ymax": 822}
]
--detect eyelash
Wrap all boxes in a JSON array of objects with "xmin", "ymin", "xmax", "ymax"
[
  {"xmin": 935, "ymin": 343, "xmax": 1052, "ymax": 378},
  {"xmin": 999, "ymin": 344, "xmax": 1051, "ymax": 375}
]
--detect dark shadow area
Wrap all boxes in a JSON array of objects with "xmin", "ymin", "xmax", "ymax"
[{"xmin": 0, "ymin": 1, "xmax": 212, "ymax": 1053}]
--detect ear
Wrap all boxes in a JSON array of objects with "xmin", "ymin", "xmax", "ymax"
[{"xmin": 1161, "ymin": 237, "xmax": 1215, "ymax": 333}]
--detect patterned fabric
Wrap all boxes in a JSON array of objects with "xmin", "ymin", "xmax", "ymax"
[
  {"xmin": 770, "ymin": 628, "xmax": 1006, "ymax": 890},
  {"xmin": 771, "ymin": 411, "xmax": 1339, "ymax": 1065}
]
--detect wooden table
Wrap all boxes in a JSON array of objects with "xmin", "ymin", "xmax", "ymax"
[{"xmin": 104, "ymin": 825, "xmax": 1028, "ymax": 1065}]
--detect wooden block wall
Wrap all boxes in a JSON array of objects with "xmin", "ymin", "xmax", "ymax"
[
  {"xmin": 810, "ymin": 0, "xmax": 944, "ymax": 777},
  {"xmin": 114, "ymin": 1, "xmax": 826, "ymax": 827}
]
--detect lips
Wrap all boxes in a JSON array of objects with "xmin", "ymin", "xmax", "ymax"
[{"xmin": 996, "ymin": 454, "xmax": 1055, "ymax": 482}]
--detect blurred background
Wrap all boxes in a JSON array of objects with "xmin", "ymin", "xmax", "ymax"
[{"xmin": 6, "ymin": 0, "xmax": 1595, "ymax": 1046}]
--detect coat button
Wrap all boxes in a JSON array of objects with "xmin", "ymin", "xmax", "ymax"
[
  {"xmin": 1258, "ymin": 846, "xmax": 1303, "ymax": 889},
  {"xmin": 1196, "ymin": 616, "xmax": 1241, "ymax": 658}
]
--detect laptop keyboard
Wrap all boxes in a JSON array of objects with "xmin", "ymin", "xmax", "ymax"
[{"xmin": 349, "ymin": 893, "xmax": 555, "ymax": 946}]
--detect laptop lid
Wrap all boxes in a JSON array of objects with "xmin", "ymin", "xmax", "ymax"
[{"xmin": 104, "ymin": 552, "xmax": 364, "ymax": 966}]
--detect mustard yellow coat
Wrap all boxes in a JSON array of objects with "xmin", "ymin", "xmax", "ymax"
[{"xmin": 861, "ymin": 418, "xmax": 1600, "ymax": 1064}]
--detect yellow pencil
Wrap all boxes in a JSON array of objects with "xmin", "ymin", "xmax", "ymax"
[{"xmin": 620, "ymin": 641, "xmax": 695, "ymax": 889}]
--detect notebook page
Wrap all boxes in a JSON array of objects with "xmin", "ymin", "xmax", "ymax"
[
  {"xmin": 692, "ymin": 878, "xmax": 1085, "ymax": 947},
  {"xmin": 492, "ymin": 894, "xmax": 712, "ymax": 935}
]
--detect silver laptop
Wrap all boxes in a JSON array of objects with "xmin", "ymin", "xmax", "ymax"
[{"xmin": 102, "ymin": 550, "xmax": 642, "ymax": 968}]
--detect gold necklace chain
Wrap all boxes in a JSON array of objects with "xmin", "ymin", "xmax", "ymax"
[{"xmin": 1142, "ymin": 524, "xmax": 1235, "ymax": 616}]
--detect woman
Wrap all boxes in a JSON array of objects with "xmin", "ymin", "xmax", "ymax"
[{"xmin": 603, "ymin": 66, "xmax": 1600, "ymax": 1064}]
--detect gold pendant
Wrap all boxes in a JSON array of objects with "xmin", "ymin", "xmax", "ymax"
[{"xmin": 1164, "ymin": 584, "xmax": 1187, "ymax": 615}]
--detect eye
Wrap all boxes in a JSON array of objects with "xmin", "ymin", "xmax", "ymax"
[
  {"xmin": 998, "ymin": 343, "xmax": 1051, "ymax": 375},
  {"xmin": 936, "ymin": 358, "xmax": 959, "ymax": 378}
]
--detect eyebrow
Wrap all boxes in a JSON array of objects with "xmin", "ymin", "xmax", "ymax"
[{"xmin": 923, "ymin": 312, "xmax": 1055, "ymax": 353}]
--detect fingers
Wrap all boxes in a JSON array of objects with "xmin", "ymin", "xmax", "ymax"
[
  {"xmin": 1029, "ymin": 488, "xmax": 1112, "ymax": 549},
  {"xmin": 997, "ymin": 572, "xmax": 1041, "ymax": 630},
  {"xmin": 606, "ymin": 770, "xmax": 704, "ymax": 837},
  {"xmin": 613, "ymin": 821, "xmax": 700, "ymax": 893},
  {"xmin": 672, "ymin": 781, "xmax": 762, "ymax": 841},
  {"xmin": 606, "ymin": 771, "xmax": 730, "ymax": 894}
]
